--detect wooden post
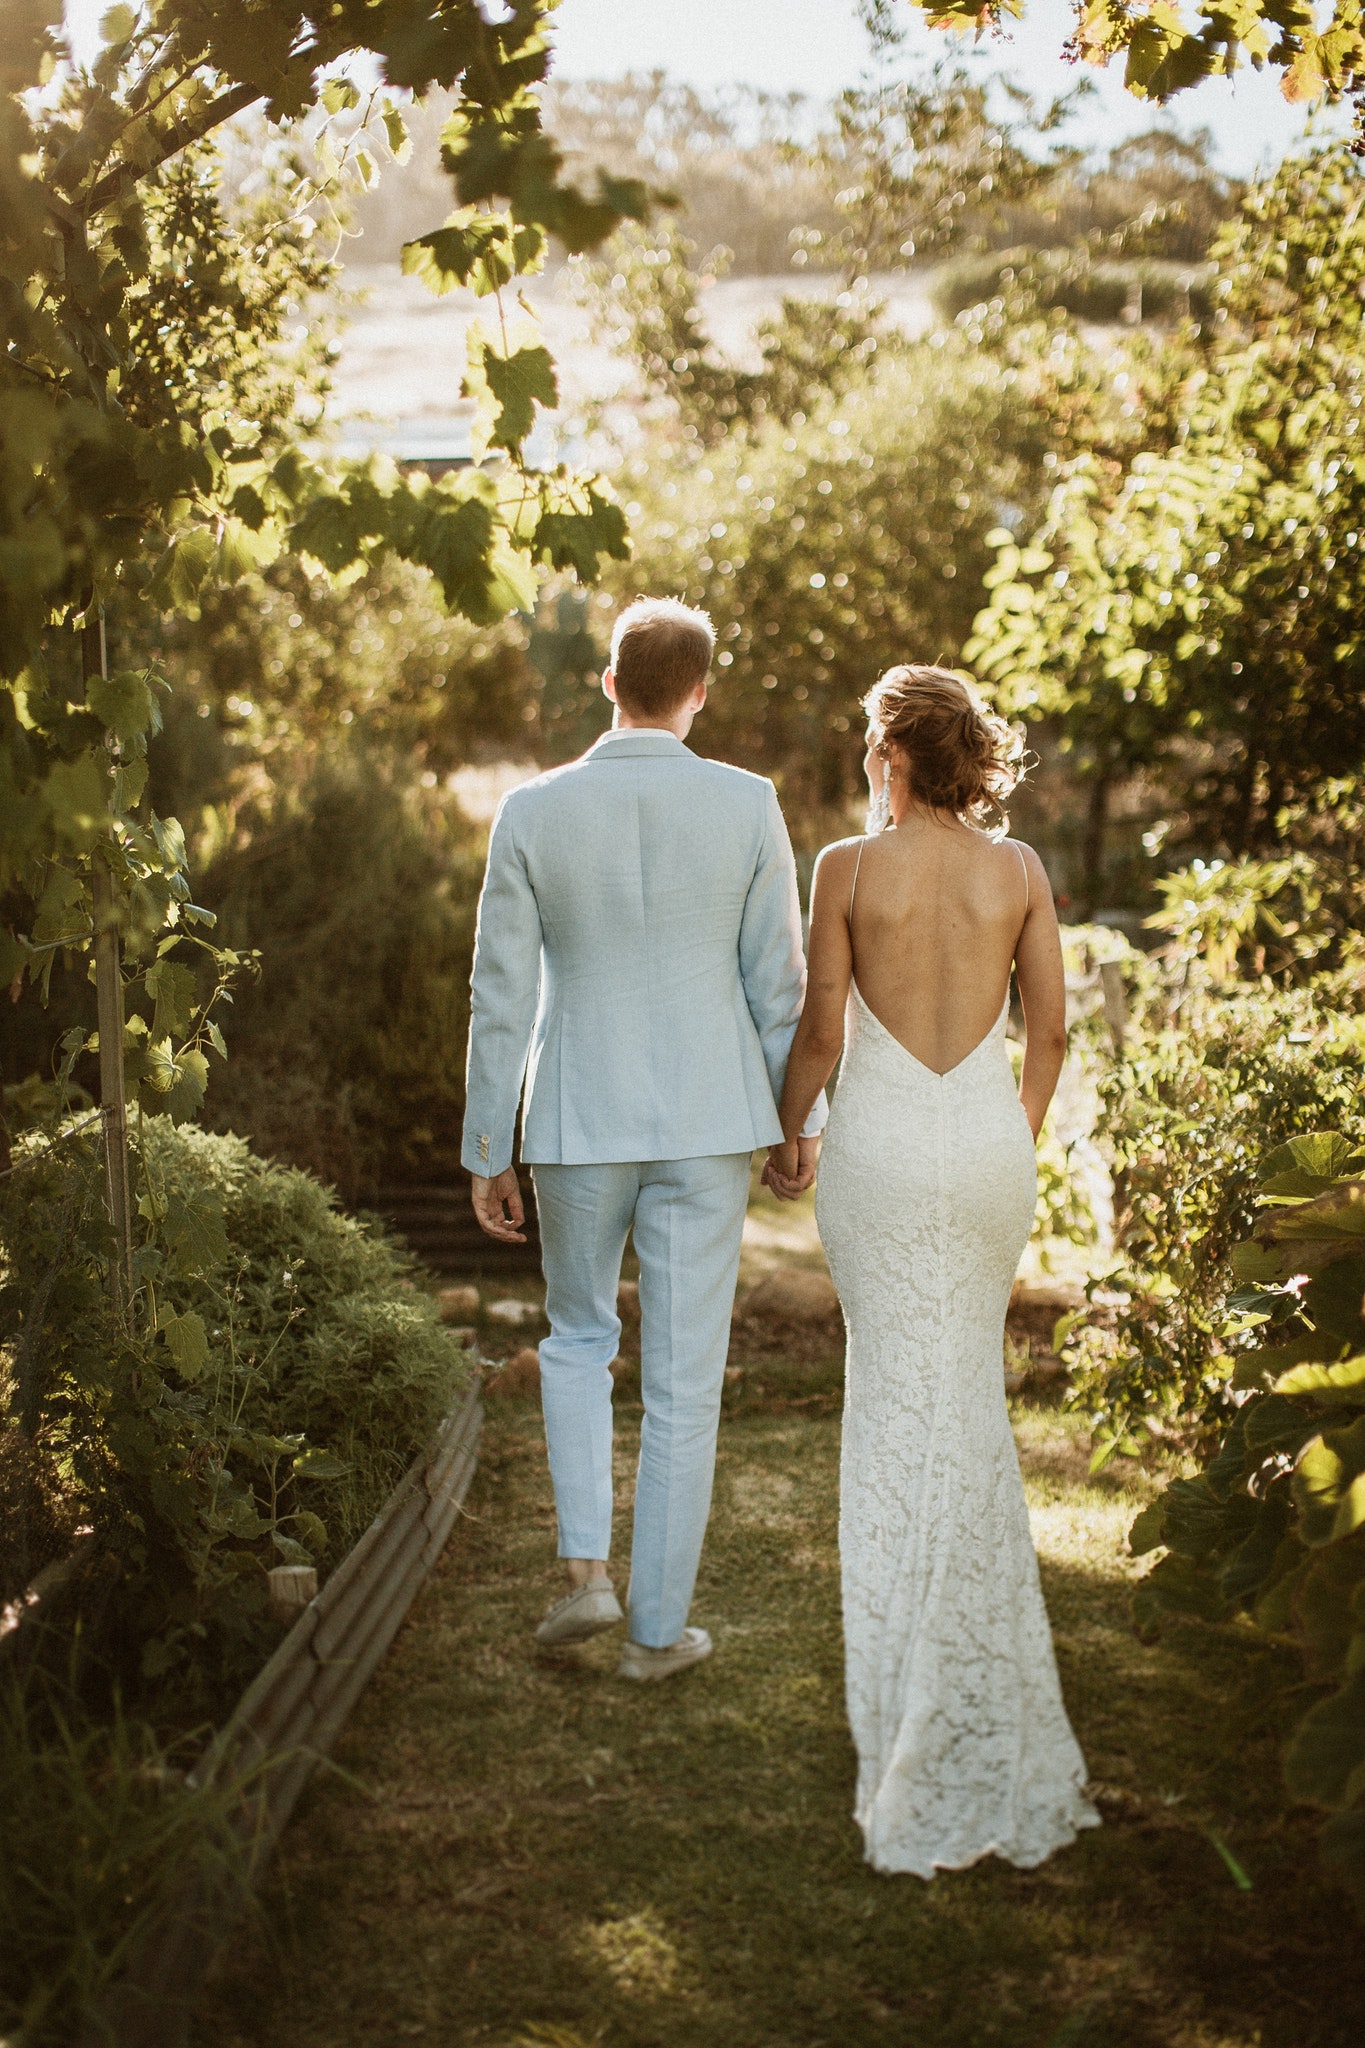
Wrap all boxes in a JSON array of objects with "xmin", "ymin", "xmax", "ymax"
[
  {"xmin": 1099, "ymin": 958, "xmax": 1128, "ymax": 1054},
  {"xmin": 83, "ymin": 609, "xmax": 134, "ymax": 1320}
]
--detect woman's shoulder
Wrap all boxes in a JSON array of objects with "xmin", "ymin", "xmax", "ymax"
[{"xmin": 813, "ymin": 835, "xmax": 866, "ymax": 881}]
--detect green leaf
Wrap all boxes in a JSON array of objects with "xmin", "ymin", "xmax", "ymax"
[
  {"xmin": 1160, "ymin": 1476, "xmax": 1236, "ymax": 1560},
  {"xmin": 1295, "ymin": 1416, "xmax": 1365, "ymax": 1546},
  {"xmin": 320, "ymin": 77, "xmax": 361, "ymax": 115},
  {"xmin": 1284, "ymin": 1667, "xmax": 1365, "ymax": 1807},
  {"xmin": 465, "ymin": 334, "xmax": 556, "ymax": 457},
  {"xmin": 43, "ymin": 754, "xmax": 111, "ymax": 853},
  {"xmin": 141, "ymin": 1035, "xmax": 178, "ymax": 1094},
  {"xmin": 88, "ymin": 667, "xmax": 155, "ymax": 747},
  {"xmin": 1129, "ymin": 1499, "xmax": 1166, "ymax": 1556},
  {"xmin": 147, "ymin": 526, "xmax": 216, "ymax": 611},
  {"xmin": 1268, "ymin": 1181, "xmax": 1365, "ymax": 1243},
  {"xmin": 292, "ymin": 1447, "xmax": 351, "ymax": 1480},
  {"xmin": 1259, "ymin": 1132, "xmax": 1361, "ymax": 1195},
  {"xmin": 289, "ymin": 1509, "xmax": 328, "ymax": 1556},
  {"xmin": 1232, "ymin": 1239, "xmax": 1289, "ymax": 1283},
  {"xmin": 1132, "ymin": 1551, "xmax": 1231, "ymax": 1630},
  {"xmin": 271, "ymin": 1532, "xmax": 314, "ymax": 1567},
  {"xmin": 160, "ymin": 1187, "xmax": 228, "ymax": 1277},
  {"xmin": 382, "ymin": 107, "xmax": 411, "ymax": 164},
  {"xmin": 144, "ymin": 956, "xmax": 198, "ymax": 1042},
  {"xmin": 163, "ymin": 1048, "xmax": 210, "ymax": 1124},
  {"xmin": 100, "ymin": 5, "xmax": 136, "ymax": 44},
  {"xmin": 160, "ymin": 1308, "xmax": 209, "ymax": 1382},
  {"xmin": 1275, "ymin": 1354, "xmax": 1365, "ymax": 1403},
  {"xmin": 402, "ymin": 212, "xmax": 535, "ymax": 299}
]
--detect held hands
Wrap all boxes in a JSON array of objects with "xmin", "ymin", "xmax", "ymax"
[
  {"xmin": 471, "ymin": 1168, "xmax": 527, "ymax": 1243},
  {"xmin": 762, "ymin": 1134, "xmax": 821, "ymax": 1203}
]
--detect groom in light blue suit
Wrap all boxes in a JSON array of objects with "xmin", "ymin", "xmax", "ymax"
[{"xmin": 463, "ymin": 596, "xmax": 825, "ymax": 1679}]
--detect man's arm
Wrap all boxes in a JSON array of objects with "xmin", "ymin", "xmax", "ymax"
[
  {"xmin": 462, "ymin": 797, "xmax": 543, "ymax": 1225},
  {"xmin": 738, "ymin": 784, "xmax": 828, "ymax": 1141}
]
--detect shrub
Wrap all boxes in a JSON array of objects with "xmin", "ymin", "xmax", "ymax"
[
  {"xmin": 0, "ymin": 1117, "xmax": 470, "ymax": 1718},
  {"xmin": 0, "ymin": 1677, "xmax": 252, "ymax": 2045},
  {"xmin": 604, "ymin": 334, "xmax": 1067, "ymax": 825},
  {"xmin": 195, "ymin": 753, "xmax": 486, "ymax": 1192},
  {"xmin": 1130, "ymin": 1133, "xmax": 1365, "ymax": 1912},
  {"xmin": 931, "ymin": 247, "xmax": 1216, "ymax": 325},
  {"xmin": 1066, "ymin": 985, "xmax": 1365, "ymax": 1464}
]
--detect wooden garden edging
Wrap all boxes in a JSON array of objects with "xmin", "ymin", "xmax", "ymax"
[{"xmin": 85, "ymin": 1378, "xmax": 483, "ymax": 2048}]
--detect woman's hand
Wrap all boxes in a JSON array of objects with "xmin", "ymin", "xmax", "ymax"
[{"xmin": 762, "ymin": 1136, "xmax": 819, "ymax": 1202}]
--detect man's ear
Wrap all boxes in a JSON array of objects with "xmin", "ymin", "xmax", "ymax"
[{"xmin": 602, "ymin": 667, "xmax": 618, "ymax": 704}]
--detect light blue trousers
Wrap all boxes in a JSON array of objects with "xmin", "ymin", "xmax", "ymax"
[{"xmin": 531, "ymin": 1154, "xmax": 752, "ymax": 1648}]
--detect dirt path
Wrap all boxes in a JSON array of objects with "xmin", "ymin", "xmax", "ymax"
[{"xmin": 194, "ymin": 1401, "xmax": 1365, "ymax": 2048}]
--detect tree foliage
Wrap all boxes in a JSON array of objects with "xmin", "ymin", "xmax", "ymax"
[
  {"xmin": 899, "ymin": 0, "xmax": 1365, "ymax": 134},
  {"xmin": 968, "ymin": 146, "xmax": 1365, "ymax": 854},
  {"xmin": 1131, "ymin": 1133, "xmax": 1365, "ymax": 1914},
  {"xmin": 1, "ymin": 0, "xmax": 641, "ymax": 1024}
]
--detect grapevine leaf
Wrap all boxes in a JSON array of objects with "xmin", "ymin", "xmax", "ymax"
[
  {"xmin": 163, "ymin": 1047, "xmax": 210, "ymax": 1123},
  {"xmin": 465, "ymin": 334, "xmax": 556, "ymax": 457},
  {"xmin": 292, "ymin": 1447, "xmax": 351, "ymax": 1480},
  {"xmin": 146, "ymin": 526, "xmax": 217, "ymax": 612},
  {"xmin": 88, "ymin": 668, "xmax": 154, "ymax": 746},
  {"xmin": 1258, "ymin": 1132, "xmax": 1361, "ymax": 1194},
  {"xmin": 1275, "ymin": 1355, "xmax": 1365, "ymax": 1403},
  {"xmin": 160, "ymin": 1308, "xmax": 209, "ymax": 1382},
  {"xmin": 161, "ymin": 1186, "xmax": 228, "ymax": 1277},
  {"xmin": 382, "ymin": 107, "xmax": 411, "ymax": 165},
  {"xmin": 1128, "ymin": 1499, "xmax": 1166, "ymax": 1556},
  {"xmin": 289, "ymin": 1509, "xmax": 328, "ymax": 1555},
  {"xmin": 144, "ymin": 957, "xmax": 198, "ymax": 1042},
  {"xmin": 1294, "ymin": 1417, "xmax": 1365, "ymax": 1546}
]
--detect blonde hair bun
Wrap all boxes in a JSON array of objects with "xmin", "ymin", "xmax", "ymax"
[{"xmin": 862, "ymin": 665, "xmax": 1026, "ymax": 829}]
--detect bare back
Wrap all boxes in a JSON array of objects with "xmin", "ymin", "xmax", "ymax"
[{"xmin": 846, "ymin": 818, "xmax": 1030, "ymax": 1074}]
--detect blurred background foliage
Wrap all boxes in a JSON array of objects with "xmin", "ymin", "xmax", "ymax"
[
  {"xmin": 9, "ymin": 66, "xmax": 1351, "ymax": 1192},
  {"xmin": 9, "ymin": 31, "xmax": 1365, "ymax": 1960}
]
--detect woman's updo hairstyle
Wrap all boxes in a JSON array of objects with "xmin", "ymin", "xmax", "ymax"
[{"xmin": 862, "ymin": 665, "xmax": 1027, "ymax": 831}]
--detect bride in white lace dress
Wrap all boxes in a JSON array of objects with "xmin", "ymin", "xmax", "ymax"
[{"xmin": 764, "ymin": 665, "xmax": 1098, "ymax": 1878}]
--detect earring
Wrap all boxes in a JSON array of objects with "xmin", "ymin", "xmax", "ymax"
[{"xmin": 866, "ymin": 785, "xmax": 891, "ymax": 835}]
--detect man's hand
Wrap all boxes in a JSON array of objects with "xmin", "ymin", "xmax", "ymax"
[
  {"xmin": 471, "ymin": 1168, "xmax": 527, "ymax": 1243},
  {"xmin": 762, "ymin": 1134, "xmax": 820, "ymax": 1202}
]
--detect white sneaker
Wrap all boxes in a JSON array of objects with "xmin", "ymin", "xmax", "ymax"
[
  {"xmin": 534, "ymin": 1580, "xmax": 624, "ymax": 1648},
  {"xmin": 617, "ymin": 1627, "xmax": 713, "ymax": 1681}
]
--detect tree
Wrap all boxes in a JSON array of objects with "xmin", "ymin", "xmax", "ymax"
[
  {"xmin": 1, "ymin": 0, "xmax": 644, "ymax": 1287},
  {"xmin": 795, "ymin": 62, "xmax": 1085, "ymax": 281},
  {"xmin": 894, "ymin": 0, "xmax": 1365, "ymax": 133},
  {"xmin": 967, "ymin": 146, "xmax": 1365, "ymax": 870}
]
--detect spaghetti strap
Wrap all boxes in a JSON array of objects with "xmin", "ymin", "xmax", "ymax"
[
  {"xmin": 849, "ymin": 837, "xmax": 867, "ymax": 921},
  {"xmin": 1012, "ymin": 841, "xmax": 1030, "ymax": 916}
]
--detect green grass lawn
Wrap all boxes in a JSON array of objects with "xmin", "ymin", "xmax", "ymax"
[{"xmin": 192, "ymin": 1398, "xmax": 1365, "ymax": 2048}]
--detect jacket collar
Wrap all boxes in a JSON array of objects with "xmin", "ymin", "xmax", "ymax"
[{"xmin": 586, "ymin": 728, "xmax": 690, "ymax": 760}]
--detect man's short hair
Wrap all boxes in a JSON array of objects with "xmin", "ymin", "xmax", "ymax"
[{"xmin": 610, "ymin": 597, "xmax": 715, "ymax": 719}]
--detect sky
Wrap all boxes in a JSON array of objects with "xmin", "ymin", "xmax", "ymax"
[{"xmin": 63, "ymin": 0, "xmax": 1343, "ymax": 175}]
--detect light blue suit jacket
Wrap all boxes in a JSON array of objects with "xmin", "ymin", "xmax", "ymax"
[{"xmin": 462, "ymin": 728, "xmax": 827, "ymax": 1175}]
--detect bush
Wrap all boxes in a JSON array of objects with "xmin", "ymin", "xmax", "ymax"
[
  {"xmin": 604, "ymin": 333, "xmax": 1066, "ymax": 825},
  {"xmin": 931, "ymin": 247, "xmax": 1216, "ymax": 325},
  {"xmin": 0, "ymin": 1116, "xmax": 470, "ymax": 1718},
  {"xmin": 1130, "ymin": 1132, "xmax": 1365, "ymax": 1912},
  {"xmin": 1066, "ymin": 985, "xmax": 1365, "ymax": 1463},
  {"xmin": 195, "ymin": 753, "xmax": 486, "ymax": 1192}
]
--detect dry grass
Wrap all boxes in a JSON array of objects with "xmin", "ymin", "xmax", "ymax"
[{"xmin": 192, "ymin": 1398, "xmax": 1365, "ymax": 2048}]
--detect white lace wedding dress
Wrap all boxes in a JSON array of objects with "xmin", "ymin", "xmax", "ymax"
[{"xmin": 816, "ymin": 972, "xmax": 1099, "ymax": 1877}]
